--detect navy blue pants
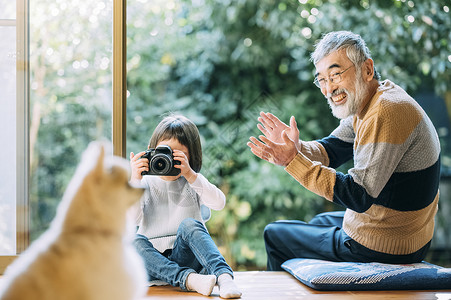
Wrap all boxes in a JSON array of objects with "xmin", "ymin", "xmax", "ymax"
[{"xmin": 263, "ymin": 211, "xmax": 431, "ymax": 271}]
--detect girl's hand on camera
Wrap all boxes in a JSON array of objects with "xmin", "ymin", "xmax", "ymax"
[
  {"xmin": 173, "ymin": 149, "xmax": 197, "ymax": 184},
  {"xmin": 130, "ymin": 151, "xmax": 148, "ymax": 182}
]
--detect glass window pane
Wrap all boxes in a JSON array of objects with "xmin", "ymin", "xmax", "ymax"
[
  {"xmin": 0, "ymin": 1, "xmax": 16, "ymax": 19},
  {"xmin": 0, "ymin": 25, "xmax": 17, "ymax": 255},
  {"xmin": 29, "ymin": 0, "xmax": 113, "ymax": 240}
]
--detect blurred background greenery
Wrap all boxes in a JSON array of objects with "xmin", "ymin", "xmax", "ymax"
[{"xmin": 29, "ymin": 0, "xmax": 450, "ymax": 270}]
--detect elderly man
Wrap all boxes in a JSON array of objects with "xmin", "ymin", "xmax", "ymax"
[{"xmin": 248, "ymin": 31, "xmax": 440, "ymax": 271}]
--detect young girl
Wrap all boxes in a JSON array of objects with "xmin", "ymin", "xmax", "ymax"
[{"xmin": 129, "ymin": 114, "xmax": 241, "ymax": 298}]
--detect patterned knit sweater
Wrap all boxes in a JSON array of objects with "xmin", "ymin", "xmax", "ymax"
[
  {"xmin": 286, "ymin": 80, "xmax": 440, "ymax": 255},
  {"xmin": 129, "ymin": 174, "xmax": 225, "ymax": 253}
]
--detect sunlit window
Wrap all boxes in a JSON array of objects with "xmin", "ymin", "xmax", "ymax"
[
  {"xmin": 28, "ymin": 0, "xmax": 113, "ymax": 240},
  {"xmin": 0, "ymin": 1, "xmax": 17, "ymax": 255}
]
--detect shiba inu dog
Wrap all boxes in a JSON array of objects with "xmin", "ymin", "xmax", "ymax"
[{"xmin": 0, "ymin": 142, "xmax": 147, "ymax": 300}]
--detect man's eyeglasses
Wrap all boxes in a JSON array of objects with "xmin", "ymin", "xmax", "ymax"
[{"xmin": 313, "ymin": 65, "xmax": 354, "ymax": 89}]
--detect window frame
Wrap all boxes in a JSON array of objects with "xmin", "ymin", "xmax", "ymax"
[
  {"xmin": 113, "ymin": 0, "xmax": 127, "ymax": 158},
  {"xmin": 0, "ymin": 0, "xmax": 29, "ymax": 272},
  {"xmin": 0, "ymin": 0, "xmax": 127, "ymax": 274},
  {"xmin": 16, "ymin": 0, "xmax": 30, "ymax": 256}
]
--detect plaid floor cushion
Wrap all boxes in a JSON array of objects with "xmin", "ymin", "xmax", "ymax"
[{"xmin": 282, "ymin": 258, "xmax": 451, "ymax": 291}]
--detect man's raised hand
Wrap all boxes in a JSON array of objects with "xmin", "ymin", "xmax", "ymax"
[{"xmin": 247, "ymin": 129, "xmax": 298, "ymax": 167}]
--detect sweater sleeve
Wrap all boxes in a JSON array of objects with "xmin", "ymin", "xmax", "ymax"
[
  {"xmin": 127, "ymin": 200, "xmax": 143, "ymax": 226},
  {"xmin": 285, "ymin": 152, "xmax": 337, "ymax": 201},
  {"xmin": 127, "ymin": 177, "xmax": 146, "ymax": 225},
  {"xmin": 284, "ymin": 117, "xmax": 353, "ymax": 202},
  {"xmin": 189, "ymin": 173, "xmax": 226, "ymax": 210},
  {"xmin": 299, "ymin": 140, "xmax": 330, "ymax": 166}
]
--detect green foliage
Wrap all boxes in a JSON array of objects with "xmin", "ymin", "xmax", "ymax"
[
  {"xmin": 30, "ymin": 0, "xmax": 450, "ymax": 269},
  {"xmin": 29, "ymin": 0, "xmax": 113, "ymax": 239}
]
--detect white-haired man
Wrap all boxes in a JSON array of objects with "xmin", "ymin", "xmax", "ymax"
[{"xmin": 248, "ymin": 31, "xmax": 440, "ymax": 271}]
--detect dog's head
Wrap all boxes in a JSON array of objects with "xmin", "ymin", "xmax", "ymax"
[{"xmin": 56, "ymin": 141, "xmax": 144, "ymax": 234}]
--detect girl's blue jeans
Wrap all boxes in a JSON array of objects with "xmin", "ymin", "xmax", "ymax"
[{"xmin": 133, "ymin": 218, "xmax": 233, "ymax": 290}]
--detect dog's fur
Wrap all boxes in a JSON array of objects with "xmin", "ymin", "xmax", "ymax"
[{"xmin": 0, "ymin": 142, "xmax": 147, "ymax": 300}]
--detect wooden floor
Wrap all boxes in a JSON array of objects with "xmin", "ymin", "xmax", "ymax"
[{"xmin": 143, "ymin": 271, "xmax": 451, "ymax": 300}]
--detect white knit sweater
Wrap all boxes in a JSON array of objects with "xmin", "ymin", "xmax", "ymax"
[{"xmin": 128, "ymin": 174, "xmax": 225, "ymax": 253}]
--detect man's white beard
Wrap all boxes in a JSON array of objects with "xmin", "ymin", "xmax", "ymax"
[{"xmin": 327, "ymin": 75, "xmax": 368, "ymax": 119}]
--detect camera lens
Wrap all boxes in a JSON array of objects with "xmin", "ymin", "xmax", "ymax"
[
  {"xmin": 150, "ymin": 154, "xmax": 172, "ymax": 175},
  {"xmin": 154, "ymin": 158, "xmax": 167, "ymax": 171}
]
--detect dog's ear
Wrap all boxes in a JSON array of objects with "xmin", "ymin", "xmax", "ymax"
[
  {"xmin": 82, "ymin": 141, "xmax": 106, "ymax": 182},
  {"xmin": 92, "ymin": 144, "xmax": 106, "ymax": 181}
]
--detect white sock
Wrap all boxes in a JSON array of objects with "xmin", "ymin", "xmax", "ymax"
[
  {"xmin": 186, "ymin": 273, "xmax": 216, "ymax": 296},
  {"xmin": 218, "ymin": 273, "xmax": 242, "ymax": 299}
]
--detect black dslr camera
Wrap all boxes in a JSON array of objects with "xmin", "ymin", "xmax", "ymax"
[{"xmin": 140, "ymin": 145, "xmax": 181, "ymax": 176}]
